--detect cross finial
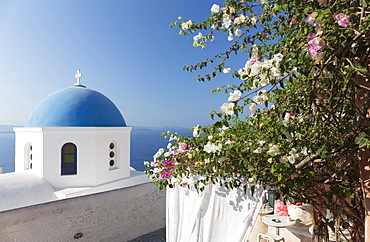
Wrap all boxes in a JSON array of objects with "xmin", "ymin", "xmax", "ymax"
[{"xmin": 75, "ymin": 70, "xmax": 82, "ymax": 85}]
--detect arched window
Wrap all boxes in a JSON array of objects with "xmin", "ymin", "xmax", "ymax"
[{"xmin": 61, "ymin": 143, "xmax": 77, "ymax": 175}]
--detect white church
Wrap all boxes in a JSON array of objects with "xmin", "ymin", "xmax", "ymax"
[{"xmin": 0, "ymin": 71, "xmax": 165, "ymax": 241}]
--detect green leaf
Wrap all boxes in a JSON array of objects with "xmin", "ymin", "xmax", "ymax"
[{"xmin": 355, "ymin": 132, "xmax": 369, "ymax": 148}]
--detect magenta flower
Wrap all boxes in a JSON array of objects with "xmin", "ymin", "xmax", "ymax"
[
  {"xmin": 162, "ymin": 160, "xmax": 175, "ymax": 166},
  {"xmin": 161, "ymin": 171, "xmax": 173, "ymax": 178},
  {"xmin": 333, "ymin": 13, "xmax": 350, "ymax": 27},
  {"xmin": 289, "ymin": 18, "xmax": 296, "ymax": 25}
]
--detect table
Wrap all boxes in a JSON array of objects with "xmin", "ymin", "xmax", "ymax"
[
  {"xmin": 258, "ymin": 207, "xmax": 274, "ymax": 216},
  {"xmin": 262, "ymin": 215, "xmax": 296, "ymax": 235}
]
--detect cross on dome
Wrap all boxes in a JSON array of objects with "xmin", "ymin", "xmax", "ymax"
[{"xmin": 74, "ymin": 70, "xmax": 82, "ymax": 86}]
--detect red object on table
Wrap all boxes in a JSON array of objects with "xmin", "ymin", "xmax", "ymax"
[{"xmin": 274, "ymin": 199, "xmax": 288, "ymax": 216}]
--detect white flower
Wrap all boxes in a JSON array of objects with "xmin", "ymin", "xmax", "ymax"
[
  {"xmin": 249, "ymin": 103, "xmax": 257, "ymax": 113},
  {"xmin": 228, "ymin": 90, "xmax": 242, "ymax": 101},
  {"xmin": 164, "ymin": 151, "xmax": 172, "ymax": 157},
  {"xmin": 222, "ymin": 18, "xmax": 232, "ymax": 28},
  {"xmin": 259, "ymin": 74, "xmax": 269, "ymax": 87},
  {"xmin": 288, "ymin": 148, "xmax": 300, "ymax": 164},
  {"xmin": 180, "ymin": 20, "xmax": 193, "ymax": 30},
  {"xmin": 258, "ymin": 140, "xmax": 266, "ymax": 146},
  {"xmin": 252, "ymin": 90, "xmax": 268, "ymax": 105},
  {"xmin": 273, "ymin": 53, "xmax": 284, "ymax": 62},
  {"xmin": 223, "ymin": 68, "xmax": 231, "ymax": 73},
  {"xmin": 153, "ymin": 148, "xmax": 164, "ymax": 160},
  {"xmin": 225, "ymin": 140, "xmax": 231, "ymax": 145},
  {"xmin": 234, "ymin": 28, "xmax": 242, "ymax": 36},
  {"xmin": 270, "ymin": 67, "xmax": 281, "ymax": 79},
  {"xmin": 144, "ymin": 161, "xmax": 150, "ymax": 166},
  {"xmin": 290, "ymin": 67, "xmax": 297, "ymax": 76},
  {"xmin": 234, "ymin": 14, "xmax": 247, "ymax": 25},
  {"xmin": 204, "ymin": 142, "xmax": 222, "ymax": 153},
  {"xmin": 261, "ymin": 59, "xmax": 274, "ymax": 69},
  {"xmin": 250, "ymin": 61, "xmax": 262, "ymax": 76},
  {"xmin": 208, "ymin": 135, "xmax": 213, "ymax": 140},
  {"xmin": 193, "ymin": 124, "xmax": 201, "ymax": 137},
  {"xmin": 228, "ymin": 32, "xmax": 234, "ymax": 41},
  {"xmin": 220, "ymin": 102, "xmax": 235, "ymax": 115},
  {"xmin": 253, "ymin": 147, "xmax": 263, "ymax": 154},
  {"xmin": 268, "ymin": 144, "xmax": 280, "ymax": 156},
  {"xmin": 193, "ymin": 32, "xmax": 203, "ymax": 41},
  {"xmin": 250, "ymin": 16, "xmax": 257, "ymax": 25},
  {"xmin": 210, "ymin": 4, "xmax": 220, "ymax": 13},
  {"xmin": 280, "ymin": 155, "xmax": 289, "ymax": 163},
  {"xmin": 283, "ymin": 113, "xmax": 292, "ymax": 126},
  {"xmin": 301, "ymin": 147, "xmax": 308, "ymax": 156},
  {"xmin": 205, "ymin": 158, "xmax": 211, "ymax": 163}
]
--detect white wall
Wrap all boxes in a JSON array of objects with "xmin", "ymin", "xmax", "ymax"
[
  {"xmin": 14, "ymin": 127, "xmax": 132, "ymax": 189},
  {"xmin": 0, "ymin": 182, "xmax": 166, "ymax": 242}
]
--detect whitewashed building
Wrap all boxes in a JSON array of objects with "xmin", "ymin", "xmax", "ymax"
[{"xmin": 0, "ymin": 71, "xmax": 165, "ymax": 241}]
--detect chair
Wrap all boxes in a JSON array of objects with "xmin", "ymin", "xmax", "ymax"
[{"xmin": 257, "ymin": 232, "xmax": 285, "ymax": 242}]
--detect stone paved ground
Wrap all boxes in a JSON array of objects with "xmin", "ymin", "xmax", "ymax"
[{"xmin": 128, "ymin": 228, "xmax": 166, "ymax": 242}]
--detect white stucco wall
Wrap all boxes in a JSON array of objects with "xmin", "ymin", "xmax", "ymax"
[
  {"xmin": 0, "ymin": 182, "xmax": 166, "ymax": 242},
  {"xmin": 14, "ymin": 127, "xmax": 131, "ymax": 189}
]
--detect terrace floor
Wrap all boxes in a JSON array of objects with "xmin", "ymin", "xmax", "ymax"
[{"xmin": 128, "ymin": 228, "xmax": 166, "ymax": 242}]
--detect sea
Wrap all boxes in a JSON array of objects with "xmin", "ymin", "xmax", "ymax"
[{"xmin": 0, "ymin": 126, "xmax": 191, "ymax": 174}]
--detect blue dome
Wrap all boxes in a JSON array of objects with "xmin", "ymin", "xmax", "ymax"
[{"xmin": 25, "ymin": 85, "xmax": 127, "ymax": 127}]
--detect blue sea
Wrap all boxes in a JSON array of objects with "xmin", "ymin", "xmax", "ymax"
[{"xmin": 0, "ymin": 127, "xmax": 190, "ymax": 174}]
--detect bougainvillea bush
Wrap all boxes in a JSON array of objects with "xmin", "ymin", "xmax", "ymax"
[{"xmin": 145, "ymin": 0, "xmax": 370, "ymax": 240}]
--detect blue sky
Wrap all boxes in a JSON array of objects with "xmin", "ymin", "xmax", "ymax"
[{"xmin": 0, "ymin": 0, "xmax": 246, "ymax": 128}]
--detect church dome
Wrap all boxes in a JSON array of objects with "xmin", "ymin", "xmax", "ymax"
[{"xmin": 25, "ymin": 84, "xmax": 127, "ymax": 127}]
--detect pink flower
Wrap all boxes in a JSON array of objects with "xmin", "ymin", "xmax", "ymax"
[
  {"xmin": 307, "ymin": 33, "xmax": 327, "ymax": 57},
  {"xmin": 291, "ymin": 173, "xmax": 299, "ymax": 178},
  {"xmin": 161, "ymin": 171, "xmax": 173, "ymax": 178},
  {"xmin": 162, "ymin": 160, "xmax": 175, "ymax": 166},
  {"xmin": 289, "ymin": 18, "xmax": 296, "ymax": 25},
  {"xmin": 307, "ymin": 33, "xmax": 316, "ymax": 42},
  {"xmin": 333, "ymin": 13, "xmax": 350, "ymax": 27},
  {"xmin": 304, "ymin": 13, "xmax": 317, "ymax": 25}
]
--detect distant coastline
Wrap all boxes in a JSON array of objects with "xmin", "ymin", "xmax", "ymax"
[
  {"xmin": 0, "ymin": 125, "xmax": 188, "ymax": 132},
  {"xmin": 0, "ymin": 125, "xmax": 15, "ymax": 132}
]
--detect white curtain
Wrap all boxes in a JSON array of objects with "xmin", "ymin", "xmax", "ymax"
[{"xmin": 166, "ymin": 183, "xmax": 265, "ymax": 242}]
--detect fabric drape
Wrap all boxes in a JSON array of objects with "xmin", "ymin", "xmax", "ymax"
[{"xmin": 166, "ymin": 183, "xmax": 265, "ymax": 242}]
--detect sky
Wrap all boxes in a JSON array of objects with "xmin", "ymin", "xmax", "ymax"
[{"xmin": 0, "ymin": 0, "xmax": 246, "ymax": 128}]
